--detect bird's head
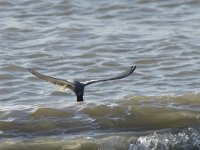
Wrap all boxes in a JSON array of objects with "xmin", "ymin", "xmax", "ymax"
[
  {"xmin": 73, "ymin": 81, "xmax": 85, "ymax": 102},
  {"xmin": 76, "ymin": 91, "xmax": 84, "ymax": 102}
]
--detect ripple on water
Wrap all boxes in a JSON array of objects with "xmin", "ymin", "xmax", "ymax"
[{"xmin": 0, "ymin": 0, "xmax": 200, "ymax": 147}]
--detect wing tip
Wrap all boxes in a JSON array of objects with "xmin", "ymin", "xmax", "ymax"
[
  {"xmin": 28, "ymin": 68, "xmax": 34, "ymax": 73},
  {"xmin": 131, "ymin": 65, "xmax": 136, "ymax": 72},
  {"xmin": 27, "ymin": 68, "xmax": 32, "ymax": 70},
  {"xmin": 28, "ymin": 68, "xmax": 38, "ymax": 76}
]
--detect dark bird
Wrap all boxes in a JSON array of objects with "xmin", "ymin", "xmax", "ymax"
[{"xmin": 28, "ymin": 66, "xmax": 136, "ymax": 102}]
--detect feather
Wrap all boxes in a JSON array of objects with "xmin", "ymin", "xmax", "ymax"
[{"xmin": 83, "ymin": 66, "xmax": 136, "ymax": 86}]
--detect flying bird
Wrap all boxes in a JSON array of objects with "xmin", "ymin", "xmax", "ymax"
[{"xmin": 28, "ymin": 66, "xmax": 136, "ymax": 102}]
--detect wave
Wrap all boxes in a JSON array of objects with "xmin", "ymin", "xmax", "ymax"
[
  {"xmin": 0, "ymin": 93, "xmax": 199, "ymax": 139},
  {"xmin": 0, "ymin": 126, "xmax": 200, "ymax": 150}
]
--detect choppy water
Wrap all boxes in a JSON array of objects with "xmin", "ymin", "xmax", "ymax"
[{"xmin": 0, "ymin": 0, "xmax": 200, "ymax": 149}]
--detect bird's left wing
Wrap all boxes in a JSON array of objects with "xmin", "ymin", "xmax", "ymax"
[
  {"xmin": 28, "ymin": 68, "xmax": 73, "ymax": 88},
  {"xmin": 83, "ymin": 66, "xmax": 136, "ymax": 86}
]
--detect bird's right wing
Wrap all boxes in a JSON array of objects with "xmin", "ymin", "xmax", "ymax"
[
  {"xmin": 28, "ymin": 68, "xmax": 73, "ymax": 88},
  {"xmin": 84, "ymin": 66, "xmax": 136, "ymax": 86}
]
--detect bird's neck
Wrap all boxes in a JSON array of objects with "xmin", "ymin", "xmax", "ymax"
[{"xmin": 77, "ymin": 96, "xmax": 83, "ymax": 102}]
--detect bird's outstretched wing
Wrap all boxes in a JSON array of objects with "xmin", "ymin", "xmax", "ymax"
[
  {"xmin": 28, "ymin": 68, "xmax": 73, "ymax": 88},
  {"xmin": 84, "ymin": 66, "xmax": 136, "ymax": 86}
]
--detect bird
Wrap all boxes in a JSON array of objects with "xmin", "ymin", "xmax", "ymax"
[{"xmin": 28, "ymin": 66, "xmax": 136, "ymax": 102}]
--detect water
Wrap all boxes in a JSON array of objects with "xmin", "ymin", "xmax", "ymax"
[{"xmin": 0, "ymin": 0, "xmax": 200, "ymax": 149}]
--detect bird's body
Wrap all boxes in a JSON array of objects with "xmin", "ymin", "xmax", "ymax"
[{"xmin": 28, "ymin": 66, "xmax": 136, "ymax": 102}]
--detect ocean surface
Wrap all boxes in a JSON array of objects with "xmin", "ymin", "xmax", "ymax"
[{"xmin": 0, "ymin": 0, "xmax": 200, "ymax": 149}]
